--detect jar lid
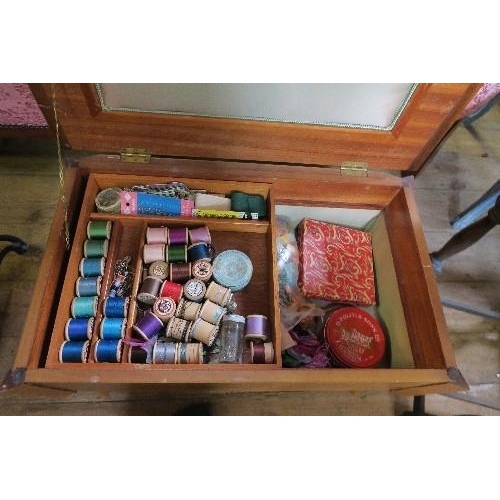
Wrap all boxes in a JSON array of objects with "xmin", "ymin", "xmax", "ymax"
[
  {"xmin": 222, "ymin": 314, "xmax": 246, "ymax": 324},
  {"xmin": 324, "ymin": 307, "xmax": 386, "ymax": 368},
  {"xmin": 212, "ymin": 250, "xmax": 253, "ymax": 291}
]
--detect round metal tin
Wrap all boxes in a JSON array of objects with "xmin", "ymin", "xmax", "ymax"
[
  {"xmin": 324, "ymin": 307, "xmax": 386, "ymax": 368},
  {"xmin": 212, "ymin": 249, "xmax": 253, "ymax": 292}
]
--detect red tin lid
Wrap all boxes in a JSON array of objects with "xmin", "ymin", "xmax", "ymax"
[{"xmin": 324, "ymin": 307, "xmax": 386, "ymax": 368}]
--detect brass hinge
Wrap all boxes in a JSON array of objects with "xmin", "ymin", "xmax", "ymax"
[
  {"xmin": 120, "ymin": 148, "xmax": 151, "ymax": 164},
  {"xmin": 340, "ymin": 161, "xmax": 368, "ymax": 176}
]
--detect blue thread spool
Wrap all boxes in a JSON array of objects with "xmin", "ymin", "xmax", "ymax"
[
  {"xmin": 71, "ymin": 296, "xmax": 98, "ymax": 318},
  {"xmin": 80, "ymin": 257, "xmax": 105, "ymax": 277},
  {"xmin": 187, "ymin": 242, "xmax": 211, "ymax": 262},
  {"xmin": 59, "ymin": 340, "xmax": 89, "ymax": 363},
  {"xmin": 100, "ymin": 317, "xmax": 126, "ymax": 339},
  {"xmin": 94, "ymin": 339, "xmax": 122, "ymax": 362},
  {"xmin": 103, "ymin": 297, "xmax": 129, "ymax": 318},
  {"xmin": 65, "ymin": 318, "xmax": 94, "ymax": 341},
  {"xmin": 84, "ymin": 239, "xmax": 109, "ymax": 258},
  {"xmin": 75, "ymin": 276, "xmax": 102, "ymax": 297}
]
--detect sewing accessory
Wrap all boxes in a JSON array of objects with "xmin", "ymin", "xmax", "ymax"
[
  {"xmin": 132, "ymin": 311, "xmax": 164, "ymax": 341},
  {"xmin": 120, "ymin": 191, "xmax": 194, "ymax": 216},
  {"xmin": 187, "ymin": 242, "xmax": 212, "ymax": 262},
  {"xmin": 65, "ymin": 318, "xmax": 94, "ymax": 341},
  {"xmin": 80, "ymin": 257, "xmax": 105, "ymax": 277},
  {"xmin": 230, "ymin": 191, "xmax": 267, "ymax": 219},
  {"xmin": 152, "ymin": 341, "xmax": 177, "ymax": 364},
  {"xmin": 130, "ymin": 181, "xmax": 192, "ymax": 199},
  {"xmin": 143, "ymin": 243, "xmax": 166, "ymax": 264},
  {"xmin": 183, "ymin": 278, "xmax": 206, "ymax": 302},
  {"xmin": 205, "ymin": 281, "xmax": 233, "ymax": 307},
  {"xmin": 245, "ymin": 314, "xmax": 269, "ymax": 341},
  {"xmin": 71, "ymin": 296, "xmax": 98, "ymax": 318},
  {"xmin": 324, "ymin": 307, "xmax": 386, "ymax": 368},
  {"xmin": 198, "ymin": 299, "xmax": 226, "ymax": 326},
  {"xmin": 146, "ymin": 226, "xmax": 169, "ymax": 244},
  {"xmin": 188, "ymin": 226, "xmax": 211, "ymax": 245},
  {"xmin": 100, "ymin": 317, "xmax": 126, "ymax": 340},
  {"xmin": 109, "ymin": 256, "xmax": 133, "ymax": 298},
  {"xmin": 159, "ymin": 280, "xmax": 184, "ymax": 303},
  {"xmin": 190, "ymin": 318, "xmax": 219, "ymax": 346},
  {"xmin": 169, "ymin": 262, "xmax": 192, "ymax": 283},
  {"xmin": 94, "ymin": 339, "xmax": 123, "ymax": 363},
  {"xmin": 87, "ymin": 220, "xmax": 112, "ymax": 239},
  {"xmin": 191, "ymin": 259, "xmax": 213, "ymax": 282},
  {"xmin": 59, "ymin": 340, "xmax": 89, "ymax": 363},
  {"xmin": 166, "ymin": 244, "xmax": 188, "ymax": 263},
  {"xmin": 103, "ymin": 296, "xmax": 129, "ymax": 318},
  {"xmin": 84, "ymin": 239, "xmax": 109, "ymax": 258},
  {"xmin": 250, "ymin": 341, "xmax": 274, "ymax": 364},
  {"xmin": 95, "ymin": 187, "xmax": 122, "ymax": 213},
  {"xmin": 152, "ymin": 297, "xmax": 177, "ymax": 323},
  {"xmin": 75, "ymin": 276, "xmax": 102, "ymax": 297},
  {"xmin": 148, "ymin": 260, "xmax": 169, "ymax": 280},
  {"xmin": 165, "ymin": 317, "xmax": 193, "ymax": 342},
  {"xmin": 168, "ymin": 227, "xmax": 189, "ymax": 245},
  {"xmin": 212, "ymin": 249, "xmax": 253, "ymax": 291},
  {"xmin": 175, "ymin": 298, "xmax": 202, "ymax": 321},
  {"xmin": 137, "ymin": 276, "xmax": 162, "ymax": 305},
  {"xmin": 176, "ymin": 343, "xmax": 204, "ymax": 364}
]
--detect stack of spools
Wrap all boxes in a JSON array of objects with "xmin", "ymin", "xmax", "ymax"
[
  {"xmin": 59, "ymin": 220, "xmax": 112, "ymax": 363},
  {"xmin": 244, "ymin": 314, "xmax": 274, "ymax": 364}
]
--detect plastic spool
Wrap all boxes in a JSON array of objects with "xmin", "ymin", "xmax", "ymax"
[
  {"xmin": 75, "ymin": 276, "xmax": 102, "ymax": 297},
  {"xmin": 80, "ymin": 257, "xmax": 105, "ymax": 277},
  {"xmin": 84, "ymin": 239, "xmax": 109, "ymax": 258},
  {"xmin": 99, "ymin": 317, "xmax": 126, "ymax": 340},
  {"xmin": 94, "ymin": 339, "xmax": 123, "ymax": 363},
  {"xmin": 87, "ymin": 220, "xmax": 112, "ymax": 239},
  {"xmin": 71, "ymin": 296, "xmax": 98, "ymax": 318},
  {"xmin": 250, "ymin": 341, "xmax": 274, "ymax": 364},
  {"xmin": 103, "ymin": 297, "xmax": 129, "ymax": 318},
  {"xmin": 59, "ymin": 340, "xmax": 90, "ymax": 363},
  {"xmin": 65, "ymin": 318, "xmax": 94, "ymax": 341}
]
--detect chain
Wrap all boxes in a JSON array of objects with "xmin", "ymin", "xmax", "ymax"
[{"xmin": 51, "ymin": 83, "xmax": 70, "ymax": 250}]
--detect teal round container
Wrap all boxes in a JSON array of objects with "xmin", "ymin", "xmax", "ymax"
[{"xmin": 212, "ymin": 249, "xmax": 253, "ymax": 292}]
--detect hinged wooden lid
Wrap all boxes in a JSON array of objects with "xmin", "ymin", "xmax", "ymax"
[{"xmin": 31, "ymin": 83, "xmax": 480, "ymax": 173}]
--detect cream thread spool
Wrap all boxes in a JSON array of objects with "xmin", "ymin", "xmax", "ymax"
[
  {"xmin": 199, "ymin": 299, "xmax": 226, "ymax": 326},
  {"xmin": 205, "ymin": 281, "xmax": 233, "ymax": 307},
  {"xmin": 165, "ymin": 317, "xmax": 193, "ymax": 342},
  {"xmin": 143, "ymin": 244, "xmax": 166, "ymax": 264},
  {"xmin": 175, "ymin": 297, "xmax": 202, "ymax": 321},
  {"xmin": 152, "ymin": 297, "xmax": 177, "ymax": 323},
  {"xmin": 191, "ymin": 260, "xmax": 213, "ymax": 282},
  {"xmin": 148, "ymin": 260, "xmax": 169, "ymax": 280},
  {"xmin": 183, "ymin": 278, "xmax": 206, "ymax": 302},
  {"xmin": 190, "ymin": 318, "xmax": 219, "ymax": 347}
]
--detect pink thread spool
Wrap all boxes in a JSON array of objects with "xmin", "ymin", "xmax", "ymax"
[
  {"xmin": 146, "ymin": 226, "xmax": 169, "ymax": 244},
  {"xmin": 188, "ymin": 226, "xmax": 211, "ymax": 245},
  {"xmin": 143, "ymin": 244, "xmax": 165, "ymax": 264},
  {"xmin": 245, "ymin": 314, "xmax": 269, "ymax": 341}
]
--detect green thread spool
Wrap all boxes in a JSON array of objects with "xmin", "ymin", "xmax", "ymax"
[
  {"xmin": 87, "ymin": 220, "xmax": 112, "ymax": 239},
  {"xmin": 230, "ymin": 191, "xmax": 249, "ymax": 212},
  {"xmin": 71, "ymin": 296, "xmax": 98, "ymax": 318},
  {"xmin": 84, "ymin": 239, "xmax": 109, "ymax": 258},
  {"xmin": 166, "ymin": 245, "xmax": 187, "ymax": 263}
]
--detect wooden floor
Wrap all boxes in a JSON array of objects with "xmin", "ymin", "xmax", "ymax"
[{"xmin": 0, "ymin": 105, "xmax": 499, "ymax": 416}]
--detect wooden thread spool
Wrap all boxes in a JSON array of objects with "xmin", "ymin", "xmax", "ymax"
[
  {"xmin": 152, "ymin": 341, "xmax": 177, "ymax": 364},
  {"xmin": 160, "ymin": 280, "xmax": 184, "ymax": 303},
  {"xmin": 190, "ymin": 318, "xmax": 219, "ymax": 347},
  {"xmin": 205, "ymin": 281, "xmax": 233, "ymax": 307},
  {"xmin": 143, "ymin": 244, "xmax": 165, "ymax": 264},
  {"xmin": 146, "ymin": 226, "xmax": 169, "ymax": 244},
  {"xmin": 169, "ymin": 262, "xmax": 192, "ymax": 283},
  {"xmin": 137, "ymin": 276, "xmax": 162, "ymax": 305},
  {"xmin": 175, "ymin": 297, "xmax": 202, "ymax": 321},
  {"xmin": 148, "ymin": 260, "xmax": 169, "ymax": 280},
  {"xmin": 198, "ymin": 299, "xmax": 226, "ymax": 326},
  {"xmin": 152, "ymin": 297, "xmax": 177, "ymax": 323},
  {"xmin": 250, "ymin": 341, "xmax": 274, "ymax": 364},
  {"xmin": 191, "ymin": 260, "xmax": 213, "ymax": 282},
  {"xmin": 176, "ymin": 342, "xmax": 204, "ymax": 364},
  {"xmin": 165, "ymin": 317, "xmax": 193, "ymax": 342}
]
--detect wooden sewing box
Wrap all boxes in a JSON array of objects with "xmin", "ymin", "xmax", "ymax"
[{"xmin": 3, "ymin": 83, "xmax": 480, "ymax": 395}]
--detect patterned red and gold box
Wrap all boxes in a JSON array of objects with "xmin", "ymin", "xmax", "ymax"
[{"xmin": 297, "ymin": 218, "xmax": 376, "ymax": 305}]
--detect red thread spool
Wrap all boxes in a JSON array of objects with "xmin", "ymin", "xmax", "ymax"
[{"xmin": 160, "ymin": 280, "xmax": 184, "ymax": 303}]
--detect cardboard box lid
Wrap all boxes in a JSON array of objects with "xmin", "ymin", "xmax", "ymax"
[{"xmin": 31, "ymin": 83, "xmax": 480, "ymax": 173}]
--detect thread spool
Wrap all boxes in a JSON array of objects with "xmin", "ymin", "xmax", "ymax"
[
  {"xmin": 168, "ymin": 226, "xmax": 188, "ymax": 245},
  {"xmin": 169, "ymin": 263, "xmax": 192, "ymax": 283},
  {"xmin": 183, "ymin": 278, "xmax": 206, "ymax": 302},
  {"xmin": 87, "ymin": 220, "xmax": 112, "ymax": 239},
  {"xmin": 191, "ymin": 260, "xmax": 213, "ymax": 282},
  {"xmin": 187, "ymin": 242, "xmax": 211, "ymax": 262},
  {"xmin": 205, "ymin": 281, "xmax": 233, "ymax": 307},
  {"xmin": 245, "ymin": 314, "xmax": 269, "ymax": 341},
  {"xmin": 137, "ymin": 276, "xmax": 162, "ymax": 305},
  {"xmin": 152, "ymin": 297, "xmax": 177, "ymax": 323},
  {"xmin": 199, "ymin": 299, "xmax": 226, "ymax": 325},
  {"xmin": 94, "ymin": 339, "xmax": 123, "ymax": 362},
  {"xmin": 128, "ymin": 346, "xmax": 149, "ymax": 363},
  {"xmin": 84, "ymin": 239, "xmax": 109, "ymax": 258},
  {"xmin": 100, "ymin": 317, "xmax": 126, "ymax": 339},
  {"xmin": 132, "ymin": 311, "xmax": 164, "ymax": 341},
  {"xmin": 146, "ymin": 226, "xmax": 169, "ymax": 244},
  {"xmin": 176, "ymin": 343, "xmax": 204, "ymax": 364},
  {"xmin": 103, "ymin": 297, "xmax": 129, "ymax": 318},
  {"xmin": 159, "ymin": 280, "xmax": 184, "ymax": 303},
  {"xmin": 75, "ymin": 276, "xmax": 102, "ymax": 297},
  {"xmin": 152, "ymin": 341, "xmax": 177, "ymax": 364},
  {"xmin": 166, "ymin": 245, "xmax": 188, "ymax": 263},
  {"xmin": 148, "ymin": 260, "xmax": 169, "ymax": 280},
  {"xmin": 80, "ymin": 257, "xmax": 105, "ymax": 277},
  {"xmin": 165, "ymin": 317, "xmax": 192, "ymax": 342},
  {"xmin": 65, "ymin": 318, "xmax": 94, "ymax": 341},
  {"xmin": 250, "ymin": 341, "xmax": 274, "ymax": 364},
  {"xmin": 71, "ymin": 296, "xmax": 98, "ymax": 318},
  {"xmin": 175, "ymin": 297, "xmax": 202, "ymax": 321},
  {"xmin": 143, "ymin": 244, "xmax": 165, "ymax": 264},
  {"xmin": 190, "ymin": 318, "xmax": 219, "ymax": 346},
  {"xmin": 59, "ymin": 340, "xmax": 89, "ymax": 363},
  {"xmin": 212, "ymin": 249, "xmax": 253, "ymax": 291},
  {"xmin": 120, "ymin": 191, "xmax": 193, "ymax": 216},
  {"xmin": 188, "ymin": 226, "xmax": 211, "ymax": 245}
]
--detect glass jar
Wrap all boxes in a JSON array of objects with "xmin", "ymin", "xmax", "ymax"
[{"xmin": 218, "ymin": 314, "xmax": 246, "ymax": 363}]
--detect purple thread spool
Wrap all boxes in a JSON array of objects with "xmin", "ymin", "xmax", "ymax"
[
  {"xmin": 132, "ymin": 311, "xmax": 164, "ymax": 341},
  {"xmin": 168, "ymin": 227, "xmax": 188, "ymax": 245},
  {"xmin": 245, "ymin": 314, "xmax": 269, "ymax": 341},
  {"xmin": 188, "ymin": 226, "xmax": 211, "ymax": 245}
]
